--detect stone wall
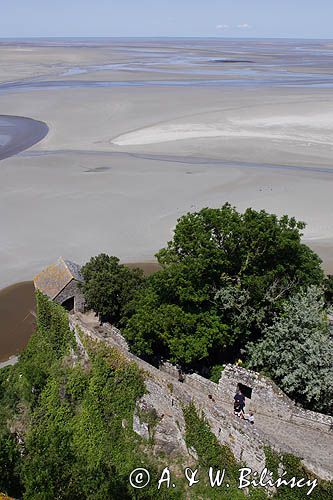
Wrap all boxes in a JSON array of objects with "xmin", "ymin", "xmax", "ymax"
[
  {"xmin": 54, "ymin": 279, "xmax": 85, "ymax": 313},
  {"xmin": 70, "ymin": 314, "xmax": 333, "ymax": 481},
  {"xmin": 218, "ymin": 365, "xmax": 332, "ymax": 431}
]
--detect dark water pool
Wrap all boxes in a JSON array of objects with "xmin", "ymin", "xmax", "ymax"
[{"xmin": 0, "ymin": 281, "xmax": 36, "ymax": 362}]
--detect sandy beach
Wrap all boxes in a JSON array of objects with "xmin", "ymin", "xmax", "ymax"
[{"xmin": 1, "ymin": 38, "xmax": 333, "ymax": 290}]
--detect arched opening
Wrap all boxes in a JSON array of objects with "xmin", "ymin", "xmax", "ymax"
[{"xmin": 61, "ymin": 296, "xmax": 75, "ymax": 313}]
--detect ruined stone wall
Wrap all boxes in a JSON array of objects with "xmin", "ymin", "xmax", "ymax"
[
  {"xmin": 100, "ymin": 332, "xmax": 332, "ymax": 433},
  {"xmin": 69, "ymin": 314, "xmax": 333, "ymax": 481},
  {"xmin": 218, "ymin": 365, "xmax": 332, "ymax": 431},
  {"xmin": 219, "ymin": 365, "xmax": 292, "ymax": 418}
]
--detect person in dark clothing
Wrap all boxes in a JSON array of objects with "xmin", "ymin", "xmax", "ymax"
[
  {"xmin": 234, "ymin": 403, "xmax": 245, "ymax": 419},
  {"xmin": 234, "ymin": 390, "xmax": 245, "ymax": 414}
]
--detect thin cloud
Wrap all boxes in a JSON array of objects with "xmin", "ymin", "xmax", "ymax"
[
  {"xmin": 237, "ymin": 23, "xmax": 251, "ymax": 29},
  {"xmin": 216, "ymin": 24, "xmax": 229, "ymax": 30}
]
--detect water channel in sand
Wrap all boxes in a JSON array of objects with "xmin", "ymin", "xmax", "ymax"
[{"xmin": 0, "ymin": 115, "xmax": 48, "ymax": 160}]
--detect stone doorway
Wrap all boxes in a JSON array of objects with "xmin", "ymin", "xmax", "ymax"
[{"xmin": 61, "ymin": 296, "xmax": 75, "ymax": 313}]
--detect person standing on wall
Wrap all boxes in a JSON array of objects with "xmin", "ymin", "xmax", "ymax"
[{"xmin": 234, "ymin": 389, "xmax": 245, "ymax": 416}]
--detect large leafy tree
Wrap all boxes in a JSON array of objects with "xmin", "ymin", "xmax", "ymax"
[
  {"xmin": 80, "ymin": 254, "xmax": 145, "ymax": 325},
  {"xmin": 247, "ymin": 286, "xmax": 333, "ymax": 414},
  {"xmin": 124, "ymin": 204, "xmax": 324, "ymax": 369},
  {"xmin": 156, "ymin": 204, "xmax": 323, "ymax": 305},
  {"xmin": 124, "ymin": 291, "xmax": 230, "ymax": 366}
]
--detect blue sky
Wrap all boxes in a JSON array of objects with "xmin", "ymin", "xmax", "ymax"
[{"xmin": 1, "ymin": 0, "xmax": 332, "ymax": 39}]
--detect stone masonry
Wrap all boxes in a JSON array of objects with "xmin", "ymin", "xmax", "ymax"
[
  {"xmin": 34, "ymin": 257, "xmax": 85, "ymax": 313},
  {"xmin": 69, "ymin": 312, "xmax": 333, "ymax": 482},
  {"xmin": 54, "ymin": 279, "xmax": 85, "ymax": 313}
]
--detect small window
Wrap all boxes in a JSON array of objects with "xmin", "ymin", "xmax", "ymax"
[{"xmin": 238, "ymin": 382, "xmax": 252, "ymax": 399}]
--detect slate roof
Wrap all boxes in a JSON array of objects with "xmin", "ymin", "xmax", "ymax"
[{"xmin": 33, "ymin": 257, "xmax": 83, "ymax": 300}]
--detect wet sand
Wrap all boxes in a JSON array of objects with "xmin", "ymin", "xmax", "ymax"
[
  {"xmin": 0, "ymin": 39, "xmax": 333, "ymax": 288},
  {"xmin": 126, "ymin": 261, "xmax": 161, "ymax": 275},
  {"xmin": 0, "ymin": 281, "xmax": 36, "ymax": 362}
]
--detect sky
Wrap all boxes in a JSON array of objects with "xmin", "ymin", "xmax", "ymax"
[{"xmin": 1, "ymin": 0, "xmax": 332, "ymax": 39}]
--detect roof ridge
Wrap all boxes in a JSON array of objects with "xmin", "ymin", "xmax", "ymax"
[{"xmin": 33, "ymin": 257, "xmax": 77, "ymax": 300}]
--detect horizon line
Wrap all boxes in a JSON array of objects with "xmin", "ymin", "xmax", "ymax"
[{"xmin": 1, "ymin": 35, "xmax": 333, "ymax": 41}]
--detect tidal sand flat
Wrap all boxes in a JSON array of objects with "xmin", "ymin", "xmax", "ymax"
[{"xmin": 1, "ymin": 38, "xmax": 333, "ymax": 290}]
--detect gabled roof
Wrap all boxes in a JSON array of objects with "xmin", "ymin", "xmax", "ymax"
[{"xmin": 33, "ymin": 257, "xmax": 83, "ymax": 300}]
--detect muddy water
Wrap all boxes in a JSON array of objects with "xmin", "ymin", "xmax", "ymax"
[
  {"xmin": 125, "ymin": 261, "xmax": 161, "ymax": 275},
  {"xmin": 0, "ymin": 262, "xmax": 160, "ymax": 362},
  {"xmin": 0, "ymin": 281, "xmax": 36, "ymax": 362}
]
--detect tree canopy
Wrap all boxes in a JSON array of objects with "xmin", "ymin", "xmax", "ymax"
[
  {"xmin": 80, "ymin": 254, "xmax": 145, "ymax": 325},
  {"xmin": 247, "ymin": 286, "xmax": 333, "ymax": 414},
  {"xmin": 124, "ymin": 204, "xmax": 324, "ymax": 370}
]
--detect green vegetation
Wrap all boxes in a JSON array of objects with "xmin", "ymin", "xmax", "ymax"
[
  {"xmin": 324, "ymin": 274, "xmax": 333, "ymax": 305},
  {"xmin": 209, "ymin": 364, "xmax": 225, "ymax": 383},
  {"xmin": 80, "ymin": 254, "xmax": 144, "ymax": 325},
  {"xmin": 0, "ymin": 293, "xmax": 182, "ymax": 499},
  {"xmin": 0, "ymin": 292, "xmax": 77, "ymax": 498},
  {"xmin": 0, "ymin": 285, "xmax": 332, "ymax": 498},
  {"xmin": 263, "ymin": 447, "xmax": 280, "ymax": 480},
  {"xmin": 248, "ymin": 286, "xmax": 333, "ymax": 413},
  {"xmin": 0, "ymin": 369, "xmax": 22, "ymax": 498},
  {"xmin": 123, "ymin": 205, "xmax": 324, "ymax": 378},
  {"xmin": 78, "ymin": 205, "xmax": 331, "ymax": 413},
  {"xmin": 184, "ymin": 402, "xmax": 242, "ymax": 490}
]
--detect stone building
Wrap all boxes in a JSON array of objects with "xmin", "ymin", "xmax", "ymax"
[{"xmin": 34, "ymin": 257, "xmax": 85, "ymax": 313}]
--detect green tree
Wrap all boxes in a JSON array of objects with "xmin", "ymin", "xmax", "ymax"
[
  {"xmin": 156, "ymin": 204, "xmax": 323, "ymax": 306},
  {"xmin": 81, "ymin": 254, "xmax": 145, "ymax": 325},
  {"xmin": 124, "ymin": 205, "xmax": 324, "ymax": 369},
  {"xmin": 248, "ymin": 286, "xmax": 333, "ymax": 413},
  {"xmin": 125, "ymin": 294, "xmax": 230, "ymax": 366}
]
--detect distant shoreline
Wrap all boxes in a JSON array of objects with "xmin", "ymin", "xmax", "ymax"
[{"xmin": 1, "ymin": 39, "xmax": 333, "ymax": 355}]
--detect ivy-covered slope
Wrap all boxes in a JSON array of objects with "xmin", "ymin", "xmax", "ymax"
[{"xmin": 0, "ymin": 292, "xmax": 332, "ymax": 499}]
